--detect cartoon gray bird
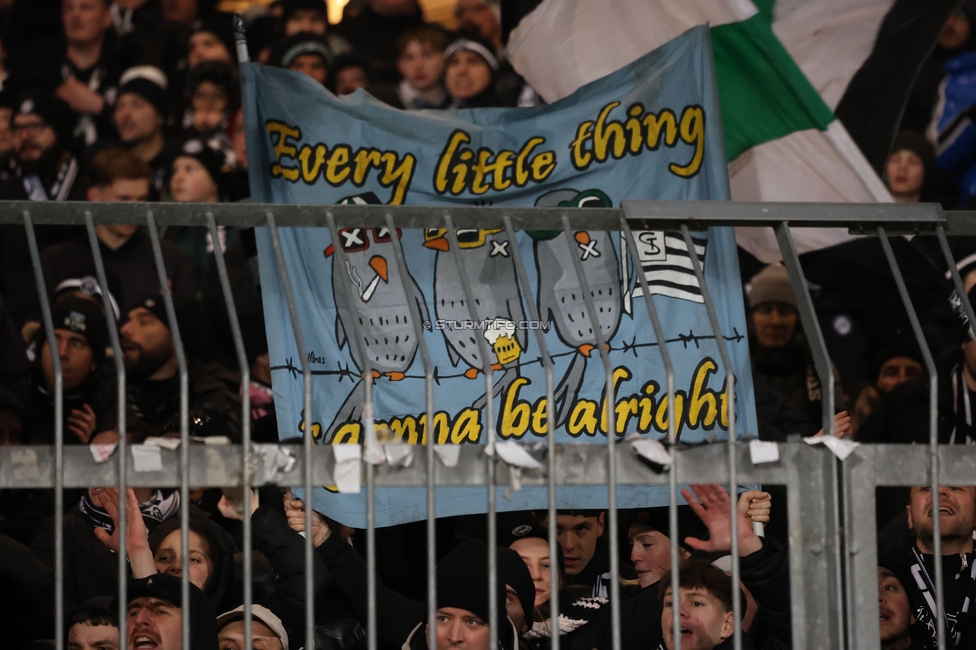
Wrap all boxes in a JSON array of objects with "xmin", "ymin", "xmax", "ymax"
[
  {"xmin": 323, "ymin": 193, "xmax": 429, "ymax": 442},
  {"xmin": 533, "ymin": 189, "xmax": 623, "ymax": 427},
  {"xmin": 423, "ymin": 227, "xmax": 527, "ymax": 410}
]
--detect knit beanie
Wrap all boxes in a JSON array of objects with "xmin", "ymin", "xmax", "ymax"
[
  {"xmin": 498, "ymin": 547, "xmax": 536, "ymax": 626},
  {"xmin": 281, "ymin": 0, "xmax": 326, "ymax": 22},
  {"xmin": 118, "ymin": 66, "xmax": 169, "ymax": 119},
  {"xmin": 129, "ymin": 292, "xmax": 204, "ymax": 355},
  {"xmin": 436, "ymin": 540, "xmax": 509, "ymax": 634},
  {"xmin": 177, "ymin": 138, "xmax": 232, "ymax": 199},
  {"xmin": 746, "ymin": 265, "xmax": 796, "ymax": 309},
  {"xmin": 15, "ymin": 90, "xmax": 74, "ymax": 149},
  {"xmin": 116, "ymin": 574, "xmax": 218, "ymax": 650},
  {"xmin": 444, "ymin": 33, "xmax": 499, "ymax": 71},
  {"xmin": 191, "ymin": 14, "xmax": 237, "ymax": 63},
  {"xmin": 277, "ymin": 32, "xmax": 333, "ymax": 69},
  {"xmin": 49, "ymin": 295, "xmax": 109, "ymax": 365},
  {"xmin": 890, "ymin": 131, "xmax": 936, "ymax": 187}
]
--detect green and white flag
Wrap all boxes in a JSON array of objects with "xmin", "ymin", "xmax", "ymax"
[{"xmin": 507, "ymin": 0, "xmax": 892, "ymax": 262}]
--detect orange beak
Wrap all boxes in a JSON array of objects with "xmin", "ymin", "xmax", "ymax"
[
  {"xmin": 423, "ymin": 238, "xmax": 450, "ymax": 251},
  {"xmin": 369, "ymin": 255, "xmax": 388, "ymax": 282},
  {"xmin": 574, "ymin": 232, "xmax": 591, "ymax": 246}
]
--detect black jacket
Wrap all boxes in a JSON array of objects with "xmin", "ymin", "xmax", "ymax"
[{"xmin": 563, "ymin": 536, "xmax": 637, "ymax": 599}]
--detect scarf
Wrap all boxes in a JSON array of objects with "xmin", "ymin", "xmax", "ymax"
[
  {"xmin": 522, "ymin": 596, "xmax": 608, "ymax": 640},
  {"xmin": 22, "ymin": 155, "xmax": 78, "ymax": 202},
  {"xmin": 78, "ymin": 488, "xmax": 180, "ymax": 534},
  {"xmin": 909, "ymin": 546, "xmax": 976, "ymax": 647}
]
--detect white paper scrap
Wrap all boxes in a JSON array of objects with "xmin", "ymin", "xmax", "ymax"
[
  {"xmin": 494, "ymin": 441, "xmax": 543, "ymax": 470},
  {"xmin": 803, "ymin": 435, "xmax": 858, "ymax": 461},
  {"xmin": 384, "ymin": 444, "xmax": 414, "ymax": 469},
  {"xmin": 332, "ymin": 445, "xmax": 362, "ymax": 493},
  {"xmin": 629, "ymin": 437, "xmax": 672, "ymax": 469},
  {"xmin": 90, "ymin": 443, "xmax": 117, "ymax": 464},
  {"xmin": 131, "ymin": 445, "xmax": 162, "ymax": 472},
  {"xmin": 145, "ymin": 436, "xmax": 181, "ymax": 450},
  {"xmin": 749, "ymin": 440, "xmax": 780, "ymax": 465},
  {"xmin": 434, "ymin": 444, "xmax": 461, "ymax": 468}
]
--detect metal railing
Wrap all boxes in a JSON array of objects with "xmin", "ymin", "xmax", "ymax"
[{"xmin": 2, "ymin": 199, "xmax": 974, "ymax": 650}]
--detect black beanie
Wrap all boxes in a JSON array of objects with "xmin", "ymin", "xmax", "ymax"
[
  {"xmin": 115, "ymin": 574, "xmax": 218, "ymax": 650},
  {"xmin": 281, "ymin": 0, "xmax": 326, "ymax": 22},
  {"xmin": 890, "ymin": 131, "xmax": 936, "ymax": 186},
  {"xmin": 49, "ymin": 295, "xmax": 109, "ymax": 366},
  {"xmin": 436, "ymin": 540, "xmax": 509, "ymax": 634},
  {"xmin": 118, "ymin": 66, "xmax": 169, "ymax": 119},
  {"xmin": 191, "ymin": 13, "xmax": 237, "ymax": 64},
  {"xmin": 177, "ymin": 138, "xmax": 232, "ymax": 199},
  {"xmin": 129, "ymin": 292, "xmax": 204, "ymax": 355},
  {"xmin": 498, "ymin": 547, "xmax": 536, "ymax": 624},
  {"xmin": 15, "ymin": 90, "xmax": 74, "ymax": 150}
]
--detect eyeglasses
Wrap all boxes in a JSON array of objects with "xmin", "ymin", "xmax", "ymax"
[{"xmin": 11, "ymin": 121, "xmax": 48, "ymax": 136}]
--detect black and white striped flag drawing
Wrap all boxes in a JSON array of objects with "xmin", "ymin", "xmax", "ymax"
[{"xmin": 627, "ymin": 231, "xmax": 708, "ymax": 304}]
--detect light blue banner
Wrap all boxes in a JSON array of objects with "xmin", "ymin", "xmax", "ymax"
[{"xmin": 244, "ymin": 25, "xmax": 757, "ymax": 528}]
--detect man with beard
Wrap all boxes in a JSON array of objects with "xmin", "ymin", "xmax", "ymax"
[
  {"xmin": 120, "ymin": 293, "xmax": 241, "ymax": 440},
  {"xmin": 0, "ymin": 91, "xmax": 88, "ymax": 201},
  {"xmin": 886, "ymin": 485, "xmax": 976, "ymax": 648}
]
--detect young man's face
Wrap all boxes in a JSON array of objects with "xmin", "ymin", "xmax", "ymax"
[
  {"xmin": 68, "ymin": 621, "xmax": 119, "ymax": 650},
  {"xmin": 127, "ymin": 597, "xmax": 183, "ymax": 650},
  {"xmin": 397, "ymin": 40, "xmax": 445, "ymax": 93},
  {"xmin": 114, "ymin": 93, "xmax": 162, "ymax": 145},
  {"xmin": 875, "ymin": 356, "xmax": 923, "ymax": 394},
  {"xmin": 885, "ymin": 149, "xmax": 925, "ymax": 198},
  {"xmin": 878, "ymin": 567, "xmax": 914, "ymax": 648},
  {"xmin": 170, "ymin": 156, "xmax": 219, "ymax": 203},
  {"xmin": 335, "ymin": 66, "xmax": 368, "ymax": 96},
  {"xmin": 629, "ymin": 524, "xmax": 684, "ymax": 589},
  {"xmin": 661, "ymin": 586, "xmax": 735, "ymax": 650},
  {"xmin": 289, "ymin": 53, "xmax": 328, "ymax": 86},
  {"xmin": 284, "ymin": 8, "xmax": 327, "ymax": 36},
  {"xmin": 434, "ymin": 607, "xmax": 491, "ymax": 650},
  {"xmin": 548, "ymin": 513, "xmax": 604, "ymax": 576},
  {"xmin": 42, "ymin": 328, "xmax": 96, "ymax": 391},
  {"xmin": 445, "ymin": 50, "xmax": 491, "ymax": 101},
  {"xmin": 907, "ymin": 485, "xmax": 976, "ymax": 546},
  {"xmin": 62, "ymin": 0, "xmax": 111, "ymax": 46},
  {"xmin": 751, "ymin": 302, "xmax": 798, "ymax": 349},
  {"xmin": 217, "ymin": 619, "xmax": 283, "ymax": 650},
  {"xmin": 188, "ymin": 31, "xmax": 232, "ymax": 69},
  {"xmin": 89, "ymin": 179, "xmax": 150, "ymax": 202}
]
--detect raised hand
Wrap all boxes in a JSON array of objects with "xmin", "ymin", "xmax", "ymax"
[
  {"xmin": 813, "ymin": 410, "xmax": 852, "ymax": 439},
  {"xmin": 283, "ymin": 489, "xmax": 331, "ymax": 547},
  {"xmin": 738, "ymin": 489, "xmax": 771, "ymax": 525},
  {"xmin": 91, "ymin": 488, "xmax": 157, "ymax": 577},
  {"xmin": 67, "ymin": 404, "xmax": 97, "ymax": 443},
  {"xmin": 682, "ymin": 484, "xmax": 763, "ymax": 557}
]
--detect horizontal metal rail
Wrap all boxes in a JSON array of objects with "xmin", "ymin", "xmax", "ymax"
[
  {"xmin": 4, "ymin": 442, "xmax": 976, "ymax": 488},
  {"xmin": 0, "ymin": 199, "xmax": 950, "ymax": 230}
]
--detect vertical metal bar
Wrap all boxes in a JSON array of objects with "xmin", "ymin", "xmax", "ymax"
[
  {"xmin": 324, "ymin": 211, "xmax": 378, "ymax": 650},
  {"xmin": 937, "ymin": 224, "xmax": 976, "ymax": 342},
  {"xmin": 266, "ymin": 212, "xmax": 315, "ymax": 650},
  {"xmin": 877, "ymin": 225, "xmax": 945, "ymax": 650},
  {"xmin": 383, "ymin": 214, "xmax": 439, "ymax": 650},
  {"xmin": 619, "ymin": 220, "xmax": 681, "ymax": 648},
  {"xmin": 502, "ymin": 217, "xmax": 559, "ymax": 649},
  {"xmin": 679, "ymin": 225, "xmax": 740, "ymax": 650},
  {"xmin": 559, "ymin": 216, "xmax": 621, "ymax": 650},
  {"xmin": 146, "ymin": 211, "xmax": 190, "ymax": 650},
  {"xmin": 207, "ymin": 213, "xmax": 252, "ymax": 649},
  {"xmin": 774, "ymin": 223, "xmax": 846, "ymax": 648},
  {"xmin": 83, "ymin": 211, "xmax": 128, "ymax": 647},
  {"xmin": 442, "ymin": 216, "xmax": 498, "ymax": 649},
  {"xmin": 24, "ymin": 211, "xmax": 64, "ymax": 650},
  {"xmin": 847, "ymin": 449, "xmax": 881, "ymax": 650}
]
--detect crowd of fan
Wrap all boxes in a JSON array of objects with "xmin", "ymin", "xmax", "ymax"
[{"xmin": 2, "ymin": 0, "xmax": 976, "ymax": 649}]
